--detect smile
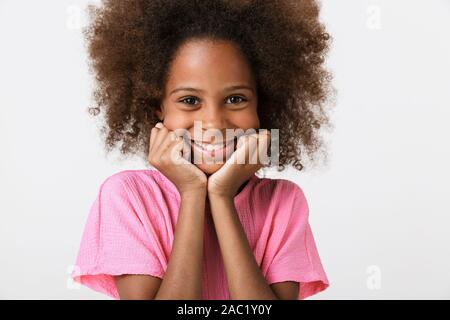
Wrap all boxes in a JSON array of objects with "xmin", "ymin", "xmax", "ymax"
[
  {"xmin": 193, "ymin": 140, "xmax": 230, "ymax": 151},
  {"xmin": 190, "ymin": 138, "xmax": 236, "ymax": 158}
]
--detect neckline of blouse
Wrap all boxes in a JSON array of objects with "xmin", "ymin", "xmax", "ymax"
[{"xmin": 150, "ymin": 168, "xmax": 258, "ymax": 206}]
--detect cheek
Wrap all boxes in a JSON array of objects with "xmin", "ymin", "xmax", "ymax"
[
  {"xmin": 229, "ymin": 109, "xmax": 260, "ymax": 129},
  {"xmin": 163, "ymin": 104, "xmax": 260, "ymax": 131},
  {"xmin": 162, "ymin": 109, "xmax": 192, "ymax": 130}
]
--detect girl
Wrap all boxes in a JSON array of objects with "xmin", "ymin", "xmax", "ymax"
[{"xmin": 71, "ymin": 0, "xmax": 333, "ymax": 300}]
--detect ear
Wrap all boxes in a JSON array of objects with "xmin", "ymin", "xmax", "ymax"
[{"xmin": 155, "ymin": 105, "xmax": 164, "ymax": 121}]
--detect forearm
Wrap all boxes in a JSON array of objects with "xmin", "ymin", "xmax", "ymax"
[
  {"xmin": 154, "ymin": 190, "xmax": 206, "ymax": 299},
  {"xmin": 208, "ymin": 195, "xmax": 278, "ymax": 300}
]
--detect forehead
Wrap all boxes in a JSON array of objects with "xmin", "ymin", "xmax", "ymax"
[{"xmin": 165, "ymin": 39, "xmax": 255, "ymax": 88}]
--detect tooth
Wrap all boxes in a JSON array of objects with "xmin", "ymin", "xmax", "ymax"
[{"xmin": 193, "ymin": 141, "xmax": 227, "ymax": 151}]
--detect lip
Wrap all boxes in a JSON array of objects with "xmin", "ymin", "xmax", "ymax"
[
  {"xmin": 190, "ymin": 138, "xmax": 236, "ymax": 147},
  {"xmin": 190, "ymin": 138, "xmax": 236, "ymax": 159}
]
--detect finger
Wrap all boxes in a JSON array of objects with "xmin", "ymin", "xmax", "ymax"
[
  {"xmin": 180, "ymin": 136, "xmax": 192, "ymax": 162},
  {"xmin": 149, "ymin": 127, "xmax": 159, "ymax": 155},
  {"xmin": 247, "ymin": 135, "xmax": 259, "ymax": 165},
  {"xmin": 257, "ymin": 131, "xmax": 271, "ymax": 166},
  {"xmin": 235, "ymin": 133, "xmax": 249, "ymax": 150},
  {"xmin": 155, "ymin": 130, "xmax": 177, "ymax": 160},
  {"xmin": 229, "ymin": 135, "xmax": 251, "ymax": 165},
  {"xmin": 152, "ymin": 124, "xmax": 169, "ymax": 156},
  {"xmin": 149, "ymin": 122, "xmax": 164, "ymax": 155},
  {"xmin": 169, "ymin": 138, "xmax": 191, "ymax": 165}
]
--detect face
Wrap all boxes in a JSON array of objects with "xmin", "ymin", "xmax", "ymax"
[{"xmin": 157, "ymin": 38, "xmax": 260, "ymax": 175}]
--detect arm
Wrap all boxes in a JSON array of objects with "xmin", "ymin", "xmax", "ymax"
[
  {"xmin": 114, "ymin": 189, "xmax": 207, "ymax": 300},
  {"xmin": 114, "ymin": 274, "xmax": 161, "ymax": 300},
  {"xmin": 271, "ymin": 281, "xmax": 299, "ymax": 300},
  {"xmin": 208, "ymin": 194, "xmax": 294, "ymax": 299}
]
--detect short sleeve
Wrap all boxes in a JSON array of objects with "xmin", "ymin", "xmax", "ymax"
[
  {"xmin": 264, "ymin": 183, "xmax": 330, "ymax": 300},
  {"xmin": 70, "ymin": 172, "xmax": 166, "ymax": 299}
]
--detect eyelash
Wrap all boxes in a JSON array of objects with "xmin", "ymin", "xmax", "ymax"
[{"xmin": 179, "ymin": 96, "xmax": 247, "ymax": 106}]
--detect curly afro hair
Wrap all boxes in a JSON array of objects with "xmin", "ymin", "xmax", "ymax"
[{"xmin": 84, "ymin": 0, "xmax": 334, "ymax": 172}]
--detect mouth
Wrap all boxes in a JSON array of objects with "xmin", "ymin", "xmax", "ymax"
[
  {"xmin": 190, "ymin": 138, "xmax": 235, "ymax": 150},
  {"xmin": 190, "ymin": 138, "xmax": 237, "ymax": 159}
]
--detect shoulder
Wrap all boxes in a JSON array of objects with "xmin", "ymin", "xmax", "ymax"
[
  {"xmin": 98, "ymin": 169, "xmax": 177, "ymax": 199},
  {"xmin": 253, "ymin": 175, "xmax": 306, "ymax": 201},
  {"xmin": 252, "ymin": 175, "xmax": 309, "ymax": 219},
  {"xmin": 93, "ymin": 169, "xmax": 177, "ymax": 221},
  {"xmin": 99, "ymin": 169, "xmax": 154, "ymax": 192}
]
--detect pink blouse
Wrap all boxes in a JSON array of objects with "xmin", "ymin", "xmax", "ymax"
[{"xmin": 71, "ymin": 169, "xmax": 329, "ymax": 299}]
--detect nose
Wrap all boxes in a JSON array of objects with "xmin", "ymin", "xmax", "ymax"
[
  {"xmin": 197, "ymin": 102, "xmax": 231, "ymax": 135},
  {"xmin": 188, "ymin": 102, "xmax": 241, "ymax": 144}
]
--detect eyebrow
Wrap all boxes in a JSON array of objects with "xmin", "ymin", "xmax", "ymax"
[{"xmin": 170, "ymin": 85, "xmax": 255, "ymax": 96}]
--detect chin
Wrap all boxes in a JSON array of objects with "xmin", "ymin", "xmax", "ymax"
[
  {"xmin": 195, "ymin": 163, "xmax": 225, "ymax": 175},
  {"xmin": 189, "ymin": 142, "xmax": 235, "ymax": 175}
]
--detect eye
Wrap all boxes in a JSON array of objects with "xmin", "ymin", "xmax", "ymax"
[
  {"xmin": 178, "ymin": 95, "xmax": 247, "ymax": 106},
  {"xmin": 179, "ymin": 96, "xmax": 199, "ymax": 105},
  {"xmin": 225, "ymin": 96, "xmax": 247, "ymax": 104}
]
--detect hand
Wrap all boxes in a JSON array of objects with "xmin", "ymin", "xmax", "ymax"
[
  {"xmin": 148, "ymin": 122, "xmax": 207, "ymax": 195},
  {"xmin": 207, "ymin": 130, "xmax": 271, "ymax": 199}
]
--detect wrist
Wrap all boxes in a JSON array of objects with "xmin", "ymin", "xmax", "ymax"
[
  {"xmin": 180, "ymin": 188, "xmax": 207, "ymax": 201},
  {"xmin": 207, "ymin": 191, "xmax": 234, "ymax": 202},
  {"xmin": 207, "ymin": 185, "xmax": 236, "ymax": 199}
]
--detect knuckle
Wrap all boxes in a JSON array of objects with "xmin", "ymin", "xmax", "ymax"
[
  {"xmin": 160, "ymin": 126, "xmax": 168, "ymax": 133},
  {"xmin": 160, "ymin": 153, "xmax": 168, "ymax": 163},
  {"xmin": 169, "ymin": 132, "xmax": 177, "ymax": 141},
  {"xmin": 148, "ymin": 156, "xmax": 156, "ymax": 166}
]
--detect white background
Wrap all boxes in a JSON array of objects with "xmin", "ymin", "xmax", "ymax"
[{"xmin": 0, "ymin": 0, "xmax": 449, "ymax": 299}]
